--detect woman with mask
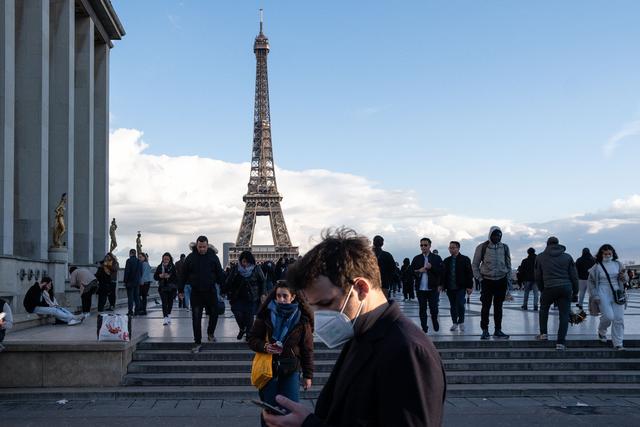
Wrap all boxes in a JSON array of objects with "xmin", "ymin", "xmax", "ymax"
[
  {"xmin": 154, "ymin": 252, "xmax": 178, "ymax": 325},
  {"xmin": 223, "ymin": 250, "xmax": 266, "ymax": 340},
  {"xmin": 588, "ymin": 244, "xmax": 627, "ymax": 350},
  {"xmin": 248, "ymin": 281, "xmax": 313, "ymax": 426}
]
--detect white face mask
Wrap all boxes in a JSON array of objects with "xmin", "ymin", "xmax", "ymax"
[
  {"xmin": 603, "ymin": 256, "xmax": 613, "ymax": 263},
  {"xmin": 314, "ymin": 286, "xmax": 364, "ymax": 349}
]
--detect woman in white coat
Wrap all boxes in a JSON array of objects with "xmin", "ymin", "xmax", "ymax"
[{"xmin": 588, "ymin": 244, "xmax": 627, "ymax": 350}]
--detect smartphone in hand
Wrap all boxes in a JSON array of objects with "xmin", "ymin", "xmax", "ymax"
[{"xmin": 250, "ymin": 399, "xmax": 287, "ymax": 416}]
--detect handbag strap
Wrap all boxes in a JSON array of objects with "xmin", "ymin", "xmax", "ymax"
[{"xmin": 598, "ymin": 262, "xmax": 619, "ymax": 295}]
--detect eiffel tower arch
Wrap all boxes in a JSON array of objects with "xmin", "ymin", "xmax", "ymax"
[{"xmin": 228, "ymin": 11, "xmax": 299, "ymax": 265}]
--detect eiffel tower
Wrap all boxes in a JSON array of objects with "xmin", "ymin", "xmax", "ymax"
[{"xmin": 229, "ymin": 11, "xmax": 299, "ymax": 264}]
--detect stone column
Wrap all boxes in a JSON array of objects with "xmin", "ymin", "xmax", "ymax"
[
  {"xmin": 0, "ymin": 0, "xmax": 15, "ymax": 256},
  {"xmin": 48, "ymin": 0, "xmax": 74, "ymax": 261},
  {"xmin": 93, "ymin": 41, "xmax": 109, "ymax": 262},
  {"xmin": 73, "ymin": 17, "xmax": 94, "ymax": 264},
  {"xmin": 14, "ymin": 0, "xmax": 49, "ymax": 260}
]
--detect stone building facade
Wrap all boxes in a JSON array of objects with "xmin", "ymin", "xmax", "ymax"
[{"xmin": 0, "ymin": 0, "xmax": 124, "ymax": 325}]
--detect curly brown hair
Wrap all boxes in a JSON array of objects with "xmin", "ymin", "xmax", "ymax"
[{"xmin": 286, "ymin": 227, "xmax": 381, "ymax": 292}]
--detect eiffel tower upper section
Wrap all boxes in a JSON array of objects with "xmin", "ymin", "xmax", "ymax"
[{"xmin": 229, "ymin": 11, "xmax": 298, "ymax": 263}]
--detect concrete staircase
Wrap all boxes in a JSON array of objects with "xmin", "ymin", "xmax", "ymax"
[{"xmin": 121, "ymin": 338, "xmax": 640, "ymax": 398}]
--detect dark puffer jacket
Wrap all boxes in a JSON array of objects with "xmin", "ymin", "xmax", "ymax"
[
  {"xmin": 248, "ymin": 291, "xmax": 314, "ymax": 380},
  {"xmin": 223, "ymin": 265, "xmax": 266, "ymax": 305},
  {"xmin": 534, "ymin": 243, "xmax": 579, "ymax": 294}
]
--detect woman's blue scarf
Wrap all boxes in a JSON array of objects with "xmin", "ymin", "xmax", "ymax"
[
  {"xmin": 268, "ymin": 300, "xmax": 301, "ymax": 343},
  {"xmin": 238, "ymin": 264, "xmax": 255, "ymax": 278}
]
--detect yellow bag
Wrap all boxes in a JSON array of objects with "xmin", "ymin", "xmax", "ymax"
[{"xmin": 251, "ymin": 351, "xmax": 273, "ymax": 389}]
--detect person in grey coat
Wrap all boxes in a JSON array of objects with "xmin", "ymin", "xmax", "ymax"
[{"xmin": 534, "ymin": 236, "xmax": 579, "ymax": 350}]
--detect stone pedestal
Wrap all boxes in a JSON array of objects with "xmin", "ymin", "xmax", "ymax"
[{"xmin": 48, "ymin": 246, "xmax": 68, "ymax": 263}]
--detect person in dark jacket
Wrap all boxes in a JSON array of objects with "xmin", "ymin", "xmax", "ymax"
[
  {"xmin": 179, "ymin": 235, "xmax": 225, "ymax": 352},
  {"xmin": 96, "ymin": 253, "xmax": 118, "ymax": 312},
  {"xmin": 223, "ymin": 250, "xmax": 266, "ymax": 341},
  {"xmin": 441, "ymin": 241, "xmax": 474, "ymax": 332},
  {"xmin": 248, "ymin": 281, "xmax": 314, "ymax": 427},
  {"xmin": 123, "ymin": 249, "xmax": 142, "ymax": 315},
  {"xmin": 261, "ymin": 228, "xmax": 446, "ymax": 427},
  {"xmin": 372, "ymin": 235, "xmax": 398, "ymax": 298},
  {"xmin": 575, "ymin": 247, "xmax": 596, "ymax": 309},
  {"xmin": 175, "ymin": 253, "xmax": 188, "ymax": 309},
  {"xmin": 154, "ymin": 252, "xmax": 178, "ymax": 325},
  {"xmin": 23, "ymin": 278, "xmax": 82, "ymax": 325},
  {"xmin": 410, "ymin": 237, "xmax": 444, "ymax": 333},
  {"xmin": 400, "ymin": 258, "xmax": 415, "ymax": 301},
  {"xmin": 535, "ymin": 236, "xmax": 579, "ymax": 350},
  {"xmin": 518, "ymin": 248, "xmax": 538, "ymax": 310}
]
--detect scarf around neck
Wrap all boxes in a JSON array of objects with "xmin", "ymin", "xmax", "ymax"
[
  {"xmin": 238, "ymin": 264, "xmax": 255, "ymax": 278},
  {"xmin": 268, "ymin": 300, "xmax": 301, "ymax": 343}
]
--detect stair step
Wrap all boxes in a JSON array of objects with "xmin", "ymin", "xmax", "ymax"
[
  {"xmin": 445, "ymin": 370, "xmax": 640, "ymax": 384},
  {"xmin": 132, "ymin": 349, "xmax": 342, "ymax": 361},
  {"xmin": 123, "ymin": 372, "xmax": 332, "ymax": 387},
  {"xmin": 127, "ymin": 358, "xmax": 640, "ymax": 373}
]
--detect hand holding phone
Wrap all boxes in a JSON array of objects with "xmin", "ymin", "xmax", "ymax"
[{"xmin": 250, "ymin": 399, "xmax": 287, "ymax": 416}]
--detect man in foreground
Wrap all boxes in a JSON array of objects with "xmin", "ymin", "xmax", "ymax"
[{"xmin": 263, "ymin": 228, "xmax": 446, "ymax": 427}]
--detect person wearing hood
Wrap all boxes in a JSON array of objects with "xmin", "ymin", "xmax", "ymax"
[
  {"xmin": 472, "ymin": 226, "xmax": 511, "ymax": 340},
  {"xmin": 588, "ymin": 244, "xmax": 627, "ymax": 350},
  {"xmin": 534, "ymin": 237, "xmax": 579, "ymax": 350},
  {"xmin": 248, "ymin": 281, "xmax": 314, "ymax": 427},
  {"xmin": 518, "ymin": 248, "xmax": 538, "ymax": 311},
  {"xmin": 223, "ymin": 250, "xmax": 266, "ymax": 340},
  {"xmin": 575, "ymin": 248, "xmax": 596, "ymax": 310},
  {"xmin": 179, "ymin": 235, "xmax": 225, "ymax": 353}
]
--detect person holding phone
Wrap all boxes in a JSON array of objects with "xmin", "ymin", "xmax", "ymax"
[
  {"xmin": 248, "ymin": 280, "xmax": 314, "ymax": 427},
  {"xmin": 262, "ymin": 229, "xmax": 445, "ymax": 427}
]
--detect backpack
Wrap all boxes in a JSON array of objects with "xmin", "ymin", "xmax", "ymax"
[{"xmin": 480, "ymin": 241, "xmax": 510, "ymax": 265}]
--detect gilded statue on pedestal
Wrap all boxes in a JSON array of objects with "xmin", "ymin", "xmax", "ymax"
[
  {"xmin": 52, "ymin": 193, "xmax": 67, "ymax": 248},
  {"xmin": 109, "ymin": 218, "xmax": 118, "ymax": 252}
]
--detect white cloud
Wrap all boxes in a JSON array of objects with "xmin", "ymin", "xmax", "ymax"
[
  {"xmin": 603, "ymin": 119, "xmax": 640, "ymax": 156},
  {"xmin": 109, "ymin": 128, "xmax": 640, "ymax": 266}
]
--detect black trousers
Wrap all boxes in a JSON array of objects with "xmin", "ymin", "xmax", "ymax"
[
  {"xmin": 191, "ymin": 289, "xmax": 218, "ymax": 344},
  {"xmin": 447, "ymin": 288, "xmax": 467, "ymax": 324},
  {"xmin": 0, "ymin": 328, "xmax": 5, "ymax": 342},
  {"xmin": 97, "ymin": 282, "xmax": 117, "ymax": 311},
  {"xmin": 140, "ymin": 282, "xmax": 151, "ymax": 312},
  {"xmin": 160, "ymin": 289, "xmax": 177, "ymax": 317},
  {"xmin": 416, "ymin": 290, "xmax": 439, "ymax": 332},
  {"xmin": 539, "ymin": 285, "xmax": 572, "ymax": 344},
  {"xmin": 231, "ymin": 303, "xmax": 257, "ymax": 337},
  {"xmin": 480, "ymin": 277, "xmax": 508, "ymax": 331},
  {"xmin": 81, "ymin": 286, "xmax": 98, "ymax": 313},
  {"xmin": 403, "ymin": 281, "xmax": 415, "ymax": 300}
]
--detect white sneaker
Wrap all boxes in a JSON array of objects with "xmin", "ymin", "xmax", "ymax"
[
  {"xmin": 82, "ymin": 312, "xmax": 91, "ymax": 319},
  {"xmin": 162, "ymin": 317, "xmax": 169, "ymax": 326},
  {"xmin": 67, "ymin": 319, "xmax": 82, "ymax": 326},
  {"xmin": 450, "ymin": 324, "xmax": 458, "ymax": 332},
  {"xmin": 458, "ymin": 323, "xmax": 465, "ymax": 332},
  {"xmin": 167, "ymin": 315, "xmax": 171, "ymax": 324}
]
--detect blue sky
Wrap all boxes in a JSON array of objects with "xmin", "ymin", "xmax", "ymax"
[{"xmin": 108, "ymin": 1, "xmax": 640, "ymax": 263}]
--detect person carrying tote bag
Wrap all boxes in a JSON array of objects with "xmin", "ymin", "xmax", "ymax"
[
  {"xmin": 247, "ymin": 281, "xmax": 314, "ymax": 427},
  {"xmin": 587, "ymin": 244, "xmax": 628, "ymax": 350}
]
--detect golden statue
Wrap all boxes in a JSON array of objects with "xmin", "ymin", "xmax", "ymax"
[
  {"xmin": 109, "ymin": 218, "xmax": 118, "ymax": 252},
  {"xmin": 52, "ymin": 193, "xmax": 67, "ymax": 248},
  {"xmin": 136, "ymin": 231, "xmax": 143, "ymax": 255}
]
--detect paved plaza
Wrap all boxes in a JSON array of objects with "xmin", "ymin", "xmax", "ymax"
[{"xmin": 2, "ymin": 289, "xmax": 640, "ymax": 426}]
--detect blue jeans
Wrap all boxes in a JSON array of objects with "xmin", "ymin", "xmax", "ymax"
[
  {"xmin": 446, "ymin": 288, "xmax": 467, "ymax": 324},
  {"xmin": 126, "ymin": 285, "xmax": 140, "ymax": 314},
  {"xmin": 33, "ymin": 306, "xmax": 76, "ymax": 323},
  {"xmin": 258, "ymin": 371, "xmax": 300, "ymax": 426},
  {"xmin": 184, "ymin": 284, "xmax": 192, "ymax": 309},
  {"xmin": 522, "ymin": 281, "xmax": 539, "ymax": 308}
]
